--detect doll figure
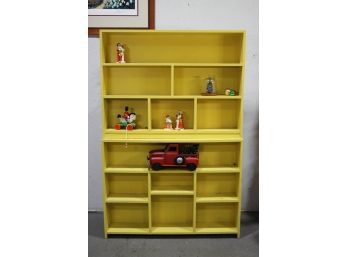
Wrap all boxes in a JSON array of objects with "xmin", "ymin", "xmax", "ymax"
[
  {"xmin": 128, "ymin": 113, "xmax": 137, "ymax": 128},
  {"xmin": 117, "ymin": 114, "xmax": 128, "ymax": 128},
  {"xmin": 164, "ymin": 115, "xmax": 173, "ymax": 130},
  {"xmin": 116, "ymin": 43, "xmax": 126, "ymax": 63},
  {"xmin": 175, "ymin": 111, "xmax": 184, "ymax": 130},
  {"xmin": 206, "ymin": 77, "xmax": 214, "ymax": 94},
  {"xmin": 123, "ymin": 106, "xmax": 130, "ymax": 120}
]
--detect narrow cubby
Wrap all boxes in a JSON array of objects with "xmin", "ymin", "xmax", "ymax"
[
  {"xmin": 152, "ymin": 195, "xmax": 194, "ymax": 230},
  {"xmin": 104, "ymin": 98, "xmax": 148, "ymax": 130},
  {"xmin": 106, "ymin": 173, "xmax": 148, "ymax": 198},
  {"xmin": 107, "ymin": 203, "xmax": 149, "ymax": 230},
  {"xmin": 197, "ymin": 173, "xmax": 239, "ymax": 198},
  {"xmin": 174, "ymin": 66, "xmax": 242, "ymax": 96},
  {"xmin": 101, "ymin": 32, "xmax": 244, "ymax": 63},
  {"xmin": 196, "ymin": 203, "xmax": 238, "ymax": 230},
  {"xmin": 103, "ymin": 66, "xmax": 171, "ymax": 95},
  {"xmin": 104, "ymin": 143, "xmax": 165, "ymax": 168},
  {"xmin": 151, "ymin": 173, "xmax": 193, "ymax": 193},
  {"xmin": 199, "ymin": 143, "xmax": 241, "ymax": 168},
  {"xmin": 151, "ymin": 99, "xmax": 194, "ymax": 130},
  {"xmin": 197, "ymin": 99, "xmax": 241, "ymax": 129}
]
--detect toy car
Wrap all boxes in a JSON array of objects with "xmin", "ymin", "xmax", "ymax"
[{"xmin": 147, "ymin": 143, "xmax": 199, "ymax": 171}]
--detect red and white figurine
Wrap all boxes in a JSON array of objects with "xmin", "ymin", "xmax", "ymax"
[
  {"xmin": 175, "ymin": 111, "xmax": 184, "ymax": 130},
  {"xmin": 164, "ymin": 115, "xmax": 173, "ymax": 130},
  {"xmin": 116, "ymin": 43, "xmax": 126, "ymax": 63}
]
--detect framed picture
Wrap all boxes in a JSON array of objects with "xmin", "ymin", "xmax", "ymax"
[{"xmin": 88, "ymin": 0, "xmax": 155, "ymax": 36}]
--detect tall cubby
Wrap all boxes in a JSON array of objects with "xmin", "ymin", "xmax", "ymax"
[{"xmin": 100, "ymin": 30, "xmax": 245, "ymax": 237}]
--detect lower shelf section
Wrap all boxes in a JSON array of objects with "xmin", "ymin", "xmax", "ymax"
[
  {"xmin": 106, "ymin": 227, "xmax": 238, "ymax": 235},
  {"xmin": 107, "ymin": 226, "xmax": 150, "ymax": 234},
  {"xmin": 195, "ymin": 227, "xmax": 238, "ymax": 234},
  {"xmin": 151, "ymin": 227, "xmax": 194, "ymax": 234}
]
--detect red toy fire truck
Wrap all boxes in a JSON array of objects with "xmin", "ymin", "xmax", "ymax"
[{"xmin": 147, "ymin": 144, "xmax": 199, "ymax": 171}]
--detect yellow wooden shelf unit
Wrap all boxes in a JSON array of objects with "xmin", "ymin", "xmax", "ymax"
[{"xmin": 100, "ymin": 30, "xmax": 245, "ymax": 237}]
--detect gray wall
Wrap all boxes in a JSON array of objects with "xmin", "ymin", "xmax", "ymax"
[{"xmin": 88, "ymin": 0, "xmax": 259, "ymax": 211}]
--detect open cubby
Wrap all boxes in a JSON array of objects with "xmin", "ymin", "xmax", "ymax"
[
  {"xmin": 174, "ymin": 66, "xmax": 242, "ymax": 96},
  {"xmin": 102, "ymin": 32, "xmax": 244, "ymax": 63},
  {"xmin": 103, "ymin": 66, "xmax": 171, "ymax": 95},
  {"xmin": 104, "ymin": 143, "xmax": 165, "ymax": 168},
  {"xmin": 107, "ymin": 203, "xmax": 149, "ymax": 229},
  {"xmin": 196, "ymin": 203, "xmax": 238, "ymax": 229},
  {"xmin": 151, "ymin": 173, "xmax": 193, "ymax": 192},
  {"xmin": 197, "ymin": 99, "xmax": 241, "ymax": 129},
  {"xmin": 104, "ymin": 98, "xmax": 148, "ymax": 129},
  {"xmin": 106, "ymin": 173, "xmax": 148, "ymax": 198},
  {"xmin": 199, "ymin": 143, "xmax": 241, "ymax": 168},
  {"xmin": 152, "ymin": 195, "xmax": 193, "ymax": 228},
  {"xmin": 197, "ymin": 173, "xmax": 239, "ymax": 198},
  {"xmin": 151, "ymin": 99, "xmax": 194, "ymax": 129}
]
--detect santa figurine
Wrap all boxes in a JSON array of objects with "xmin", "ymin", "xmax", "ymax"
[
  {"xmin": 116, "ymin": 43, "xmax": 126, "ymax": 63},
  {"xmin": 175, "ymin": 111, "xmax": 184, "ymax": 130},
  {"xmin": 123, "ymin": 106, "xmax": 130, "ymax": 120},
  {"xmin": 164, "ymin": 115, "xmax": 173, "ymax": 130}
]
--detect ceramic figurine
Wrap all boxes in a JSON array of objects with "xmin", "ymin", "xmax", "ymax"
[
  {"xmin": 116, "ymin": 43, "xmax": 126, "ymax": 63},
  {"xmin": 206, "ymin": 77, "xmax": 214, "ymax": 94},
  {"xmin": 229, "ymin": 89, "xmax": 236, "ymax": 96},
  {"xmin": 225, "ymin": 89, "xmax": 231, "ymax": 96},
  {"xmin": 201, "ymin": 77, "xmax": 217, "ymax": 95},
  {"xmin": 164, "ymin": 115, "xmax": 173, "ymax": 130},
  {"xmin": 123, "ymin": 106, "xmax": 130, "ymax": 120},
  {"xmin": 128, "ymin": 112, "xmax": 137, "ymax": 128},
  {"xmin": 175, "ymin": 111, "xmax": 184, "ymax": 130}
]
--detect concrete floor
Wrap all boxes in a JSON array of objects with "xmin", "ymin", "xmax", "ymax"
[{"xmin": 89, "ymin": 212, "xmax": 259, "ymax": 257}]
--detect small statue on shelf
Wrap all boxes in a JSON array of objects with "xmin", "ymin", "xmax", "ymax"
[
  {"xmin": 175, "ymin": 111, "xmax": 184, "ymax": 130},
  {"xmin": 164, "ymin": 115, "xmax": 173, "ymax": 130},
  {"xmin": 123, "ymin": 106, "xmax": 130, "ymax": 119},
  {"xmin": 116, "ymin": 42, "xmax": 126, "ymax": 63},
  {"xmin": 116, "ymin": 114, "xmax": 128, "ymax": 129},
  {"xmin": 128, "ymin": 112, "xmax": 137, "ymax": 128},
  {"xmin": 201, "ymin": 77, "xmax": 217, "ymax": 95}
]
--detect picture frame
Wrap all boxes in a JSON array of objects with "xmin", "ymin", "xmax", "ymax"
[{"xmin": 88, "ymin": 0, "xmax": 155, "ymax": 37}]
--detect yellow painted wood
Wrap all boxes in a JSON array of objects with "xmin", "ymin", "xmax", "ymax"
[
  {"xmin": 196, "ymin": 197, "xmax": 239, "ymax": 203},
  {"xmin": 100, "ymin": 30, "xmax": 245, "ymax": 235}
]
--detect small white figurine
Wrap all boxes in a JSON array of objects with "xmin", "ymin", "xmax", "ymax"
[{"xmin": 164, "ymin": 115, "xmax": 173, "ymax": 130}]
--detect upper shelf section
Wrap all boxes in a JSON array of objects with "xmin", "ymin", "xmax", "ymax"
[{"xmin": 100, "ymin": 30, "xmax": 245, "ymax": 64}]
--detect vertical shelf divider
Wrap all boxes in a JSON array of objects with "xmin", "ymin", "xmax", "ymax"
[
  {"xmin": 147, "ymin": 98, "xmax": 152, "ymax": 131},
  {"xmin": 193, "ymin": 172, "xmax": 197, "ymax": 232},
  {"xmin": 171, "ymin": 65, "xmax": 174, "ymax": 96},
  {"xmin": 148, "ymin": 172, "xmax": 152, "ymax": 232},
  {"xmin": 193, "ymin": 97, "xmax": 198, "ymax": 130}
]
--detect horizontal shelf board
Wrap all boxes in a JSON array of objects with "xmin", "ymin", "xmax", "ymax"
[
  {"xmin": 105, "ymin": 129, "xmax": 240, "ymax": 134},
  {"xmin": 104, "ymin": 167, "xmax": 149, "ymax": 173},
  {"xmin": 106, "ymin": 196, "xmax": 148, "ymax": 203},
  {"xmin": 174, "ymin": 63, "xmax": 243, "ymax": 67},
  {"xmin": 151, "ymin": 190, "xmax": 194, "ymax": 195},
  {"xmin": 196, "ymin": 167, "xmax": 240, "ymax": 173},
  {"xmin": 195, "ymin": 227, "xmax": 238, "ymax": 234},
  {"xmin": 103, "ymin": 133, "xmax": 242, "ymax": 143},
  {"xmin": 101, "ymin": 29, "xmax": 245, "ymax": 34},
  {"xmin": 107, "ymin": 227, "xmax": 149, "ymax": 234},
  {"xmin": 151, "ymin": 227, "xmax": 194, "ymax": 234},
  {"xmin": 103, "ymin": 63, "xmax": 172, "ymax": 67},
  {"xmin": 150, "ymin": 170, "xmax": 194, "ymax": 174},
  {"xmin": 196, "ymin": 196, "xmax": 239, "ymax": 203},
  {"xmin": 103, "ymin": 95, "xmax": 242, "ymax": 100}
]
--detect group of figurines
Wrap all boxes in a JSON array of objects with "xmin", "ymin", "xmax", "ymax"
[
  {"xmin": 164, "ymin": 111, "xmax": 184, "ymax": 130},
  {"xmin": 203, "ymin": 77, "xmax": 238, "ymax": 96},
  {"xmin": 115, "ymin": 106, "xmax": 136, "ymax": 130}
]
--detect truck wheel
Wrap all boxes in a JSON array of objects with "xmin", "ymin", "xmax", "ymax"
[
  {"xmin": 175, "ymin": 156, "xmax": 185, "ymax": 165},
  {"xmin": 187, "ymin": 163, "xmax": 197, "ymax": 171},
  {"xmin": 152, "ymin": 163, "xmax": 161, "ymax": 171}
]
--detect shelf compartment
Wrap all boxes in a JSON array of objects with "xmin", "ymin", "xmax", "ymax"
[
  {"xmin": 101, "ymin": 31, "xmax": 244, "ymax": 63},
  {"xmin": 106, "ymin": 173, "xmax": 148, "ymax": 198},
  {"xmin": 104, "ymin": 167, "xmax": 149, "ymax": 173},
  {"xmin": 107, "ymin": 203, "xmax": 149, "ymax": 230},
  {"xmin": 152, "ymin": 195, "xmax": 193, "ymax": 228},
  {"xmin": 174, "ymin": 66, "xmax": 242, "ymax": 96},
  {"xmin": 107, "ymin": 227, "xmax": 149, "ymax": 234},
  {"xmin": 196, "ymin": 202, "xmax": 238, "ymax": 229},
  {"xmin": 103, "ymin": 66, "xmax": 171, "ymax": 95},
  {"xmin": 197, "ymin": 173, "xmax": 239, "ymax": 198},
  {"xmin": 151, "ymin": 173, "xmax": 193, "ymax": 192},
  {"xmin": 195, "ymin": 227, "xmax": 238, "ymax": 234},
  {"xmin": 199, "ymin": 143, "xmax": 241, "ymax": 168},
  {"xmin": 106, "ymin": 196, "xmax": 148, "ymax": 203},
  {"xmin": 151, "ymin": 190, "xmax": 194, "ymax": 195},
  {"xmin": 104, "ymin": 98, "xmax": 148, "ymax": 130},
  {"xmin": 197, "ymin": 99, "xmax": 241, "ymax": 129},
  {"xmin": 104, "ymin": 143, "xmax": 164, "ymax": 168},
  {"xmin": 151, "ymin": 99, "xmax": 194, "ymax": 129},
  {"xmin": 196, "ymin": 167, "xmax": 240, "ymax": 173}
]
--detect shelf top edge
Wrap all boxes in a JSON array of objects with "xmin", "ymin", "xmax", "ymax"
[
  {"xmin": 102, "ymin": 63, "xmax": 243, "ymax": 67},
  {"xmin": 100, "ymin": 29, "xmax": 246, "ymax": 34}
]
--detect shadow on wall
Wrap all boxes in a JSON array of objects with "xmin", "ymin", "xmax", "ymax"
[{"xmin": 245, "ymin": 111, "xmax": 259, "ymax": 211}]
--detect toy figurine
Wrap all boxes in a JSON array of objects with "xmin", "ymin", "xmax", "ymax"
[
  {"xmin": 117, "ymin": 114, "xmax": 128, "ymax": 128},
  {"xmin": 225, "ymin": 89, "xmax": 231, "ymax": 96},
  {"xmin": 175, "ymin": 111, "xmax": 184, "ymax": 130},
  {"xmin": 128, "ymin": 112, "xmax": 137, "ymax": 128},
  {"xmin": 201, "ymin": 77, "xmax": 217, "ymax": 95},
  {"xmin": 123, "ymin": 106, "xmax": 130, "ymax": 120},
  {"xmin": 206, "ymin": 77, "xmax": 214, "ymax": 94},
  {"xmin": 116, "ymin": 43, "xmax": 126, "ymax": 63},
  {"xmin": 164, "ymin": 115, "xmax": 173, "ymax": 130}
]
